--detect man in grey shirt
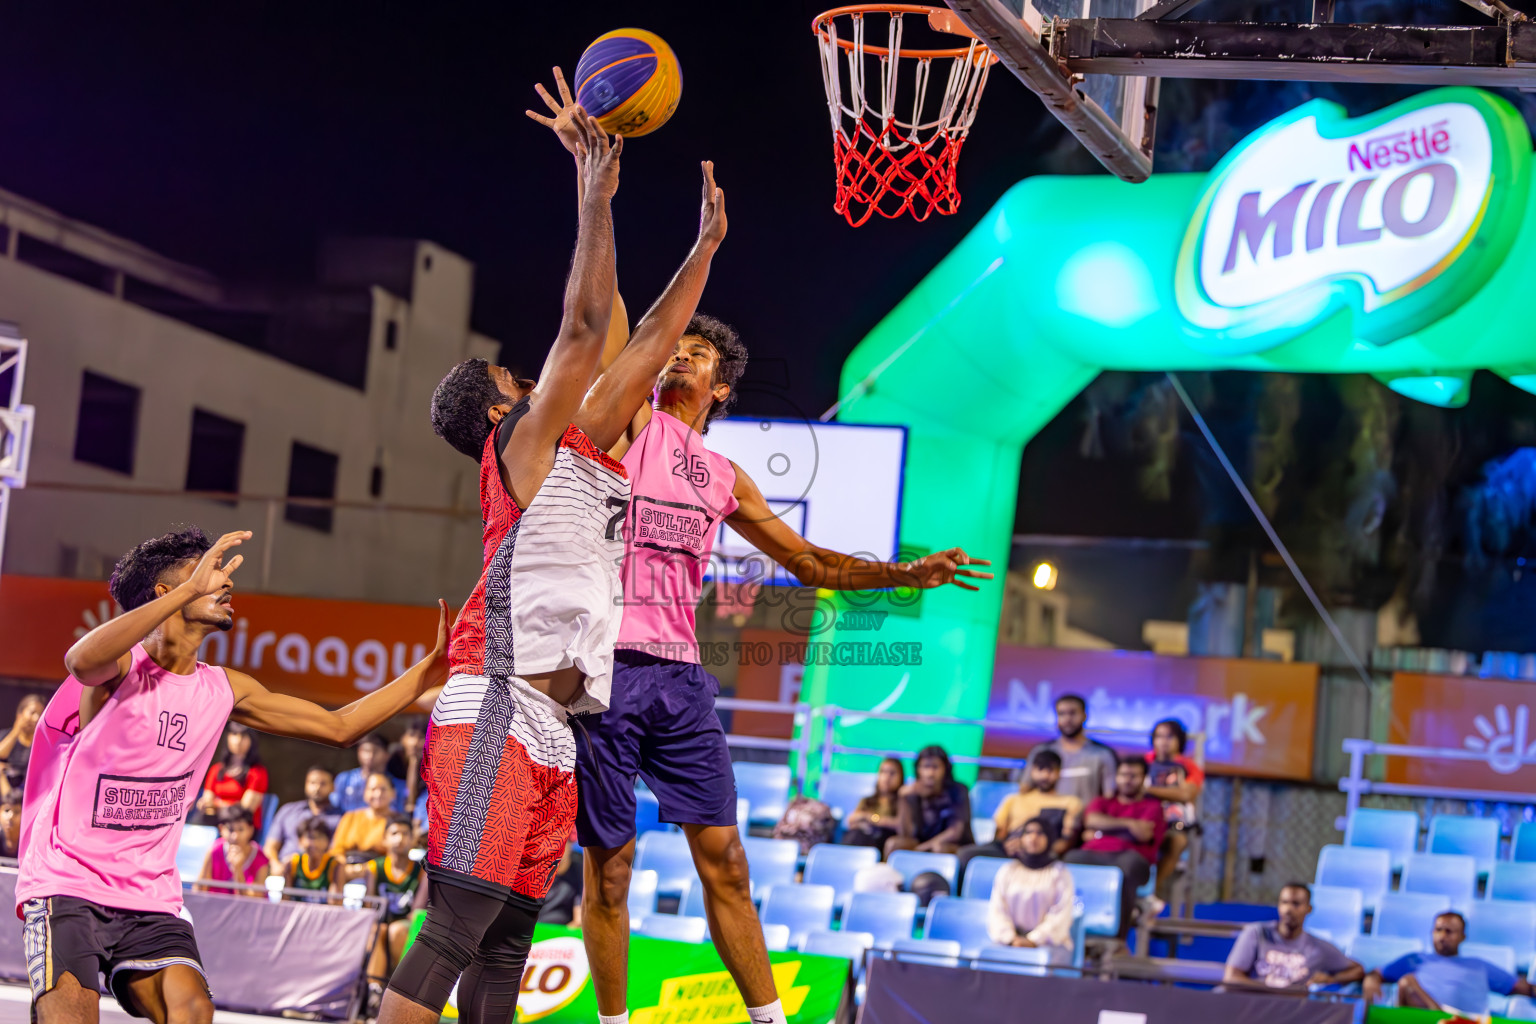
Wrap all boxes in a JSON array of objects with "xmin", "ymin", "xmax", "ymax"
[
  {"xmin": 1025, "ymin": 694, "xmax": 1119, "ymax": 806},
  {"xmin": 1224, "ymin": 883, "xmax": 1364, "ymax": 991}
]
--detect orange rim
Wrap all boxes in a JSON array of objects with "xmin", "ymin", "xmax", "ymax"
[{"xmin": 813, "ymin": 4, "xmax": 990, "ymax": 60}]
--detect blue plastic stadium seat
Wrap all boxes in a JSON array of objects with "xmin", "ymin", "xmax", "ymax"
[
  {"xmin": 1462, "ymin": 941, "xmax": 1519, "ymax": 975},
  {"xmin": 1401, "ymin": 852, "xmax": 1477, "ymax": 907},
  {"xmin": 1316, "ymin": 844, "xmax": 1392, "ymax": 913},
  {"xmin": 1428, "ymin": 815, "xmax": 1501, "ymax": 875},
  {"xmin": 635, "ymin": 788, "xmax": 665, "ymax": 837},
  {"xmin": 638, "ymin": 914, "xmax": 708, "ymax": 943},
  {"xmin": 1516, "ymin": 823, "xmax": 1536, "ymax": 864},
  {"xmin": 738, "ymin": 797, "xmax": 751, "ymax": 828},
  {"xmin": 1492, "ymin": 862, "xmax": 1536, "ymax": 903},
  {"xmin": 972, "ymin": 818, "xmax": 998, "ymax": 845},
  {"xmin": 635, "ymin": 830, "xmax": 698, "ymax": 896},
  {"xmin": 1304, "ymin": 884, "xmax": 1364, "ymax": 948},
  {"xmin": 887, "ymin": 850, "xmax": 960, "ymax": 891},
  {"xmin": 760, "ymin": 883, "xmax": 836, "ymax": 950},
  {"xmin": 975, "ymin": 944, "xmax": 1055, "ymax": 976},
  {"xmin": 733, "ymin": 762, "xmax": 791, "ymax": 826},
  {"xmin": 258, "ymin": 793, "xmax": 280, "ymax": 843},
  {"xmin": 923, "ymin": 896, "xmax": 993, "ymax": 957},
  {"xmin": 803, "ymin": 929, "xmax": 874, "ymax": 978},
  {"xmin": 1468, "ymin": 900, "xmax": 1536, "ymax": 972},
  {"xmin": 1064, "ymin": 863, "xmax": 1122, "ymax": 937},
  {"xmin": 1346, "ymin": 808, "xmax": 1420, "ymax": 870},
  {"xmin": 804, "ymin": 843, "xmax": 879, "ymax": 905},
  {"xmin": 970, "ymin": 780, "xmax": 1016, "ymax": 820},
  {"xmin": 176, "ymin": 825, "xmax": 218, "ymax": 882},
  {"xmin": 1348, "ymin": 934, "xmax": 1424, "ymax": 972},
  {"xmin": 628, "ymin": 869, "xmax": 660, "ymax": 925},
  {"xmin": 761, "ymin": 923, "xmax": 791, "ymax": 952},
  {"xmin": 1509, "ymin": 995, "xmax": 1536, "ymax": 1021},
  {"xmin": 817, "ymin": 770, "xmax": 878, "ymax": 820},
  {"xmin": 843, "ymin": 891, "xmax": 920, "ymax": 949},
  {"xmin": 742, "ymin": 837, "xmax": 799, "ymax": 891},
  {"xmin": 962, "ymin": 857, "xmax": 1014, "ymax": 901},
  {"xmin": 1373, "ymin": 892, "xmax": 1453, "ymax": 941},
  {"xmin": 888, "ymin": 937, "xmax": 961, "ymax": 967},
  {"xmin": 678, "ymin": 877, "xmax": 706, "ymax": 920}
]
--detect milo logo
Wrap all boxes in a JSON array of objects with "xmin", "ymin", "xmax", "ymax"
[{"xmin": 1175, "ymin": 88, "xmax": 1530, "ymax": 351}]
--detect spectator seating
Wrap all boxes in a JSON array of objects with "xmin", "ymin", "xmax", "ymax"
[
  {"xmin": 961, "ymin": 856, "xmax": 1013, "ymax": 901},
  {"xmin": 804, "ymin": 843, "xmax": 879, "ymax": 905},
  {"xmin": 1304, "ymin": 884, "xmax": 1364, "ymax": 948},
  {"xmin": 889, "ymin": 937, "xmax": 963, "ymax": 967},
  {"xmin": 1373, "ymin": 892, "xmax": 1453, "ymax": 940},
  {"xmin": 973, "ymin": 818, "xmax": 998, "ymax": 845},
  {"xmin": 176, "ymin": 824, "xmax": 218, "ymax": 882},
  {"xmin": 817, "ymin": 770, "xmax": 877, "ymax": 819},
  {"xmin": 761, "ymin": 923, "xmax": 791, "ymax": 952},
  {"xmin": 1515, "ymin": 822, "xmax": 1536, "ymax": 864},
  {"xmin": 742, "ymin": 837, "xmax": 799, "ymax": 890},
  {"xmin": 887, "ymin": 850, "xmax": 960, "ymax": 891},
  {"xmin": 1347, "ymin": 934, "xmax": 1423, "ymax": 971},
  {"xmin": 1508, "ymin": 996, "xmax": 1536, "ymax": 1022},
  {"xmin": 970, "ymin": 780, "xmax": 1016, "ymax": 820},
  {"xmin": 1492, "ymin": 861, "xmax": 1536, "ymax": 903},
  {"xmin": 678, "ymin": 878, "xmax": 707, "ymax": 920},
  {"xmin": 635, "ymin": 830, "xmax": 698, "ymax": 896},
  {"xmin": 733, "ymin": 763, "xmax": 791, "ymax": 827},
  {"xmin": 924, "ymin": 896, "xmax": 993, "ymax": 957},
  {"xmin": 638, "ymin": 914, "xmax": 708, "ymax": 944},
  {"xmin": 258, "ymin": 793, "xmax": 279, "ymax": 843},
  {"xmin": 843, "ymin": 891, "xmax": 920, "ymax": 949},
  {"xmin": 1468, "ymin": 899, "xmax": 1536, "ymax": 972},
  {"xmin": 803, "ymin": 929, "xmax": 874, "ymax": 978},
  {"xmin": 760, "ymin": 883, "xmax": 836, "ymax": 950},
  {"xmin": 629, "ymin": 869, "xmax": 660, "ymax": 925},
  {"xmin": 636, "ymin": 788, "xmax": 664, "ymax": 837},
  {"xmin": 738, "ymin": 797, "xmax": 751, "ymax": 829},
  {"xmin": 1400, "ymin": 852, "xmax": 1477, "ymax": 906},
  {"xmin": 1428, "ymin": 815, "xmax": 1500, "ymax": 875},
  {"xmin": 1461, "ymin": 941, "xmax": 1518, "ymax": 974},
  {"xmin": 1064, "ymin": 862, "xmax": 1122, "ymax": 937},
  {"xmin": 1315, "ymin": 844, "xmax": 1392, "ymax": 913},
  {"xmin": 975, "ymin": 944, "xmax": 1054, "ymax": 977},
  {"xmin": 1346, "ymin": 808, "xmax": 1419, "ymax": 871}
]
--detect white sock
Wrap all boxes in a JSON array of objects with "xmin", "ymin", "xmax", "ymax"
[
  {"xmin": 745, "ymin": 1000, "xmax": 786, "ymax": 1024},
  {"xmin": 598, "ymin": 1013, "xmax": 629, "ymax": 1024}
]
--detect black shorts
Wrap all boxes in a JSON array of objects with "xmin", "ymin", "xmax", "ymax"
[{"xmin": 23, "ymin": 897, "xmax": 208, "ymax": 1018}]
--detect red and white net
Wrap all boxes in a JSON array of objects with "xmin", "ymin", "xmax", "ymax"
[{"xmin": 815, "ymin": 6, "xmax": 992, "ymax": 227}]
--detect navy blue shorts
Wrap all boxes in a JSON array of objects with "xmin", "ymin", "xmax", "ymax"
[{"xmin": 573, "ymin": 650, "xmax": 738, "ymax": 849}]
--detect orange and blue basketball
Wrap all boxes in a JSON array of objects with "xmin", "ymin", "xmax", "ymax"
[{"xmin": 573, "ymin": 28, "xmax": 682, "ymax": 138}]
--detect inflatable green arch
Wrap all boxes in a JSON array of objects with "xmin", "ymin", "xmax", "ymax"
[{"xmin": 800, "ymin": 86, "xmax": 1536, "ymax": 777}]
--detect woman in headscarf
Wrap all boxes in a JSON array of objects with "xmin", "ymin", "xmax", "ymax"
[{"xmin": 986, "ymin": 817, "xmax": 1076, "ymax": 962}]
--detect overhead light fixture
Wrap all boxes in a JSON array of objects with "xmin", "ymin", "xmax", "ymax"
[{"xmin": 1032, "ymin": 562, "xmax": 1057, "ymax": 590}]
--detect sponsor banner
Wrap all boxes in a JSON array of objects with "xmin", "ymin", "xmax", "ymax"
[
  {"xmin": 0, "ymin": 574, "xmax": 447, "ymax": 706},
  {"xmin": 425, "ymin": 922, "xmax": 849, "ymax": 1024},
  {"xmin": 1386, "ymin": 672, "xmax": 1536, "ymax": 791},
  {"xmin": 983, "ymin": 646, "xmax": 1319, "ymax": 779},
  {"xmin": 731, "ymin": 628, "xmax": 806, "ymax": 740}
]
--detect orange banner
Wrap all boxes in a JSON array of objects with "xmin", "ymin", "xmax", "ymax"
[
  {"xmin": 1386, "ymin": 672, "xmax": 1536, "ymax": 792},
  {"xmin": 0, "ymin": 575, "xmax": 447, "ymax": 706}
]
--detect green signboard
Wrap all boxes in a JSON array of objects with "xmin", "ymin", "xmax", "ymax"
[{"xmin": 806, "ymin": 87, "xmax": 1536, "ymax": 777}]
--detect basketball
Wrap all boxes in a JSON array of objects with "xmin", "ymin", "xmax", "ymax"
[{"xmin": 573, "ymin": 28, "xmax": 682, "ymax": 138}]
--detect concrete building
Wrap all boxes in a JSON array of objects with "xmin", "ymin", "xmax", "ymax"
[{"xmin": 0, "ymin": 186, "xmax": 497, "ymax": 605}]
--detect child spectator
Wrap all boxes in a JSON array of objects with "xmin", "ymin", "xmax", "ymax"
[
  {"xmin": 0, "ymin": 695, "xmax": 43, "ymax": 798},
  {"xmin": 332, "ymin": 773, "xmax": 398, "ymax": 863},
  {"xmin": 386, "ymin": 717, "xmax": 427, "ymax": 805},
  {"xmin": 283, "ymin": 816, "xmax": 341, "ymax": 902},
  {"xmin": 363, "ymin": 816, "xmax": 424, "ymax": 990},
  {"xmin": 1064, "ymin": 755, "xmax": 1165, "ymax": 939},
  {"xmin": 840, "ymin": 757, "xmax": 904, "ymax": 852},
  {"xmin": 960, "ymin": 749, "xmax": 1082, "ymax": 874},
  {"xmin": 264, "ymin": 765, "xmax": 344, "ymax": 865},
  {"xmin": 1144, "ymin": 718, "xmax": 1203, "ymax": 910},
  {"xmin": 193, "ymin": 723, "xmax": 269, "ymax": 828},
  {"xmin": 334, "ymin": 733, "xmax": 407, "ymax": 813},
  {"xmin": 886, "ymin": 745, "xmax": 973, "ymax": 858},
  {"xmin": 0, "ymin": 790, "xmax": 22, "ymax": 859},
  {"xmin": 200, "ymin": 806, "xmax": 271, "ymax": 895},
  {"xmin": 986, "ymin": 818, "xmax": 1076, "ymax": 961}
]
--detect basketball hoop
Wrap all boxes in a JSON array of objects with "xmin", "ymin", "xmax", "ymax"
[{"xmin": 813, "ymin": 5, "xmax": 994, "ymax": 227}]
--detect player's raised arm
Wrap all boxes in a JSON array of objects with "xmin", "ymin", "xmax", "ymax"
[
  {"xmin": 578, "ymin": 160, "xmax": 728, "ymax": 454},
  {"xmin": 63, "ymin": 530, "xmax": 251, "ymax": 685},
  {"xmin": 226, "ymin": 600, "xmax": 451, "ymax": 747},
  {"xmin": 725, "ymin": 463, "xmax": 994, "ymax": 591}
]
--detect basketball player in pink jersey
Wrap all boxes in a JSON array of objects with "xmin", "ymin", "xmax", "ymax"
[
  {"xmin": 17, "ymin": 526, "xmax": 450, "ymax": 1024},
  {"xmin": 576, "ymin": 324, "xmax": 992, "ymax": 1024}
]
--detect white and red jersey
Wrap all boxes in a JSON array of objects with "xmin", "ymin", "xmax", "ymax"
[
  {"xmin": 16, "ymin": 645, "xmax": 233, "ymax": 917},
  {"xmin": 616, "ymin": 409, "xmax": 739, "ymax": 664}
]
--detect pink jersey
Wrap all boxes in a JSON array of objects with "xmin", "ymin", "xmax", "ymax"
[
  {"xmin": 207, "ymin": 838, "xmax": 269, "ymax": 885},
  {"xmin": 16, "ymin": 645, "xmax": 233, "ymax": 917},
  {"xmin": 617, "ymin": 409, "xmax": 739, "ymax": 663}
]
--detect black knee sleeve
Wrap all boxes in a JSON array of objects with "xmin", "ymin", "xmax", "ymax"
[
  {"xmin": 457, "ymin": 901, "xmax": 539, "ymax": 1024},
  {"xmin": 386, "ymin": 902, "xmax": 479, "ymax": 1009}
]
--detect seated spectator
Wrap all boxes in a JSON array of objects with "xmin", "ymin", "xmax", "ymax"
[
  {"xmin": 193, "ymin": 723, "xmax": 269, "ymax": 828},
  {"xmin": 199, "ymin": 806, "xmax": 271, "ymax": 895},
  {"xmin": 1144, "ymin": 718, "xmax": 1203, "ymax": 909},
  {"xmin": 909, "ymin": 870, "xmax": 950, "ymax": 909},
  {"xmin": 986, "ymin": 818, "xmax": 1076, "ymax": 962},
  {"xmin": 0, "ymin": 695, "xmax": 43, "ymax": 798},
  {"xmin": 1064, "ymin": 756, "xmax": 1165, "ymax": 939},
  {"xmin": 1224, "ymin": 883, "xmax": 1363, "ymax": 992},
  {"xmin": 0, "ymin": 790, "xmax": 21, "ymax": 859},
  {"xmin": 1024, "ymin": 694, "xmax": 1118, "ymax": 806},
  {"xmin": 1364, "ymin": 911, "xmax": 1532, "ymax": 1014},
  {"xmin": 387, "ymin": 716, "xmax": 427, "ymax": 805},
  {"xmin": 334, "ymin": 733, "xmax": 407, "ymax": 813},
  {"xmin": 886, "ymin": 745, "xmax": 973, "ymax": 859},
  {"xmin": 362, "ymin": 816, "xmax": 424, "ymax": 989},
  {"xmin": 282, "ymin": 816, "xmax": 341, "ymax": 902},
  {"xmin": 959, "ymin": 749, "xmax": 1082, "ymax": 874},
  {"xmin": 774, "ymin": 793, "xmax": 836, "ymax": 855},
  {"xmin": 264, "ymin": 765, "xmax": 344, "ymax": 865},
  {"xmin": 332, "ymin": 773, "xmax": 399, "ymax": 863},
  {"xmin": 840, "ymin": 757, "xmax": 904, "ymax": 852}
]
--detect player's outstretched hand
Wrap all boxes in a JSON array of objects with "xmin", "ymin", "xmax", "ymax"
[
  {"xmin": 185, "ymin": 531, "xmax": 251, "ymax": 599},
  {"xmin": 527, "ymin": 67, "xmax": 583, "ymax": 155},
  {"xmin": 698, "ymin": 160, "xmax": 727, "ymax": 250},
  {"xmin": 905, "ymin": 547, "xmax": 994, "ymax": 591},
  {"xmin": 573, "ymin": 112, "xmax": 622, "ymax": 200},
  {"xmin": 425, "ymin": 599, "xmax": 452, "ymax": 688}
]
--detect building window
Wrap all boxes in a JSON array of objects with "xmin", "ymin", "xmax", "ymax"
[
  {"xmin": 285, "ymin": 441, "xmax": 339, "ymax": 532},
  {"xmin": 74, "ymin": 370, "xmax": 140, "ymax": 474},
  {"xmin": 185, "ymin": 409, "xmax": 245, "ymax": 502},
  {"xmin": 384, "ymin": 320, "xmax": 398, "ymax": 350}
]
